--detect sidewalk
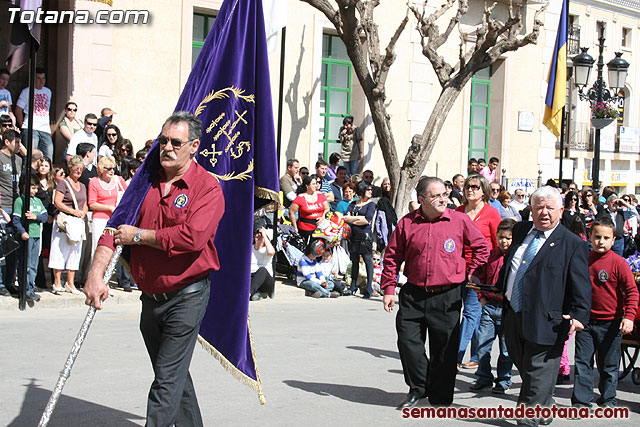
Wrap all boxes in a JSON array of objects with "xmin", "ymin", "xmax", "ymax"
[{"xmin": 0, "ymin": 277, "xmax": 309, "ymax": 310}]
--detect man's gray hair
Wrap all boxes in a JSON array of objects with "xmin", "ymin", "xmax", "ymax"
[
  {"xmin": 162, "ymin": 111, "xmax": 202, "ymax": 142},
  {"xmin": 529, "ymin": 186, "xmax": 563, "ymax": 208},
  {"xmin": 416, "ymin": 176, "xmax": 444, "ymax": 198},
  {"xmin": 606, "ymin": 194, "xmax": 618, "ymax": 203}
]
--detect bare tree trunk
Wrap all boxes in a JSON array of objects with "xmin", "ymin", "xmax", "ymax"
[{"xmin": 393, "ymin": 85, "xmax": 462, "ymax": 215}]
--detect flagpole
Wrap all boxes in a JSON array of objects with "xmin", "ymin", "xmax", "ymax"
[
  {"xmin": 19, "ymin": 35, "xmax": 37, "ymax": 311},
  {"xmin": 558, "ymin": 107, "xmax": 565, "ymax": 184},
  {"xmin": 275, "ymin": 26, "xmax": 286, "ymax": 163},
  {"xmin": 38, "ymin": 245, "xmax": 123, "ymax": 427}
]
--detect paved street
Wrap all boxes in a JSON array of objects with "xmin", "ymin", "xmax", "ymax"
[{"xmin": 0, "ymin": 281, "xmax": 638, "ymax": 426}]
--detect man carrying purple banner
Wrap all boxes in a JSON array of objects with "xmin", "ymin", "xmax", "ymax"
[{"xmin": 84, "ymin": 112, "xmax": 225, "ymax": 426}]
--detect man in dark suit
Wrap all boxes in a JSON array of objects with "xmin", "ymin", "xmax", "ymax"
[{"xmin": 497, "ymin": 186, "xmax": 591, "ymax": 426}]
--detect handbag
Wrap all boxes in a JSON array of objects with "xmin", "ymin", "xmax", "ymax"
[
  {"xmin": 56, "ymin": 178, "xmax": 86, "ymax": 242},
  {"xmin": 0, "ymin": 227, "xmax": 20, "ymax": 258}
]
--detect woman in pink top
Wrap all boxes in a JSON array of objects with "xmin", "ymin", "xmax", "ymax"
[{"xmin": 88, "ymin": 156, "xmax": 127, "ymax": 256}]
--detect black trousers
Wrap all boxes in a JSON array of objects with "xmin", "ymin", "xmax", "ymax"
[
  {"xmin": 139, "ymin": 277, "xmax": 210, "ymax": 427},
  {"xmin": 396, "ymin": 283, "xmax": 462, "ymax": 405},
  {"xmin": 250, "ymin": 267, "xmax": 275, "ymax": 297},
  {"xmin": 504, "ymin": 306, "xmax": 563, "ymax": 426}
]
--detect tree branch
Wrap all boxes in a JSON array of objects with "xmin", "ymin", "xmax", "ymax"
[
  {"xmin": 452, "ymin": 1, "xmax": 546, "ymax": 83},
  {"xmin": 374, "ymin": 14, "xmax": 409, "ymax": 96},
  {"xmin": 409, "ymin": 0, "xmax": 459, "ymax": 87},
  {"xmin": 300, "ymin": 0, "xmax": 343, "ymax": 34}
]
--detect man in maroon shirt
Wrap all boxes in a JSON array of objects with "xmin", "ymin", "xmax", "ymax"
[
  {"xmin": 84, "ymin": 112, "xmax": 225, "ymax": 427},
  {"xmin": 381, "ymin": 176, "xmax": 490, "ymax": 409}
]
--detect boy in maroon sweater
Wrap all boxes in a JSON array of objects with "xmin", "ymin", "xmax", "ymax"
[
  {"xmin": 469, "ymin": 218, "xmax": 516, "ymax": 394},
  {"xmin": 572, "ymin": 217, "xmax": 639, "ymax": 408}
]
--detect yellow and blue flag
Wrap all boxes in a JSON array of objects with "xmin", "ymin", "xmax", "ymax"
[{"xmin": 543, "ymin": 0, "xmax": 568, "ymax": 137}]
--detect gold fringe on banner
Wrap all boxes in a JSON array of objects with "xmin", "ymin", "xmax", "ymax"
[
  {"xmin": 197, "ymin": 313, "xmax": 265, "ymax": 405},
  {"xmin": 255, "ymin": 185, "xmax": 279, "ymax": 204}
]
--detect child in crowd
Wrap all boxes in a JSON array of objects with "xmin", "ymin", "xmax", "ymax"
[
  {"xmin": 317, "ymin": 249, "xmax": 345, "ymax": 295},
  {"xmin": 297, "ymin": 244, "xmax": 339, "ymax": 298},
  {"xmin": 558, "ymin": 215, "xmax": 589, "ymax": 384},
  {"xmin": 0, "ymin": 68, "xmax": 15, "ymax": 124},
  {"xmin": 12, "ymin": 174, "xmax": 49, "ymax": 301},
  {"xmin": 469, "ymin": 218, "xmax": 515, "ymax": 394},
  {"xmin": 572, "ymin": 217, "xmax": 639, "ymax": 408},
  {"xmin": 372, "ymin": 250, "xmax": 383, "ymax": 294},
  {"xmin": 345, "ymin": 255, "xmax": 367, "ymax": 295}
]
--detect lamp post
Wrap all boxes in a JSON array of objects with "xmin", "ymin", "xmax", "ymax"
[{"xmin": 572, "ymin": 22, "xmax": 629, "ymax": 195}]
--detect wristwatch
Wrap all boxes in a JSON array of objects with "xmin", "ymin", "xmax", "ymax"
[{"xmin": 133, "ymin": 229, "xmax": 144, "ymax": 244}]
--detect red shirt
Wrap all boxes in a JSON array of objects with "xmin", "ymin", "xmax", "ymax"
[
  {"xmin": 456, "ymin": 203, "xmax": 501, "ymax": 268},
  {"xmin": 293, "ymin": 192, "xmax": 327, "ymax": 231},
  {"xmin": 475, "ymin": 248, "xmax": 505, "ymax": 302},
  {"xmin": 381, "ymin": 208, "xmax": 490, "ymax": 295},
  {"xmin": 589, "ymin": 250, "xmax": 639, "ymax": 321},
  {"xmin": 99, "ymin": 161, "xmax": 225, "ymax": 294}
]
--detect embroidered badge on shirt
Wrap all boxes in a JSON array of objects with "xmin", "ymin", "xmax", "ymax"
[
  {"xmin": 444, "ymin": 238, "xmax": 456, "ymax": 253},
  {"xmin": 174, "ymin": 193, "xmax": 189, "ymax": 209},
  {"xmin": 598, "ymin": 269, "xmax": 609, "ymax": 282}
]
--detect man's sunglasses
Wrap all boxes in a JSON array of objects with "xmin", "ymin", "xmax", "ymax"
[
  {"xmin": 67, "ymin": 107, "xmax": 77, "ymax": 112},
  {"xmin": 157, "ymin": 135, "xmax": 192, "ymax": 149}
]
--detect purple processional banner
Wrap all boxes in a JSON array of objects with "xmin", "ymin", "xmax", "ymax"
[{"xmin": 106, "ymin": 0, "xmax": 278, "ymax": 403}]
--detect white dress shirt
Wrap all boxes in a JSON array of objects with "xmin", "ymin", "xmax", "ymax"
[{"xmin": 505, "ymin": 222, "xmax": 560, "ymax": 301}]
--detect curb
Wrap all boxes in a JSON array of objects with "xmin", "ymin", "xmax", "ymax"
[{"xmin": 0, "ymin": 288, "xmax": 142, "ymax": 311}]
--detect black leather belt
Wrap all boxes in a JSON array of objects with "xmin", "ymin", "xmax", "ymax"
[
  {"xmin": 407, "ymin": 282, "xmax": 460, "ymax": 293},
  {"xmin": 144, "ymin": 277, "xmax": 208, "ymax": 302}
]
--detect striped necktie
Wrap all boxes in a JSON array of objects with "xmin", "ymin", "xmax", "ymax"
[{"xmin": 510, "ymin": 230, "xmax": 543, "ymax": 313}]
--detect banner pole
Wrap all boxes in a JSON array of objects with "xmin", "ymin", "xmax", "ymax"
[{"xmin": 38, "ymin": 245, "xmax": 123, "ymax": 427}]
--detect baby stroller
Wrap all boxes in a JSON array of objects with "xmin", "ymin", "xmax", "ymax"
[
  {"xmin": 275, "ymin": 212, "xmax": 351, "ymax": 280},
  {"xmin": 275, "ymin": 224, "xmax": 305, "ymax": 281},
  {"xmin": 310, "ymin": 211, "xmax": 351, "ymax": 255},
  {"xmin": 619, "ymin": 272, "xmax": 640, "ymax": 385}
]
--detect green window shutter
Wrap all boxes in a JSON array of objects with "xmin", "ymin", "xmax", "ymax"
[{"xmin": 319, "ymin": 35, "xmax": 353, "ymax": 160}]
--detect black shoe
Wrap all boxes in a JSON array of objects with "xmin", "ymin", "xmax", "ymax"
[
  {"xmin": 539, "ymin": 417, "xmax": 553, "ymax": 425},
  {"xmin": 491, "ymin": 384, "xmax": 508, "ymax": 394},
  {"xmin": 26, "ymin": 292, "xmax": 40, "ymax": 302},
  {"xmin": 122, "ymin": 286, "xmax": 133, "ymax": 293},
  {"xmin": 396, "ymin": 393, "xmax": 421, "ymax": 410},
  {"xmin": 342, "ymin": 289, "xmax": 352, "ymax": 296},
  {"xmin": 469, "ymin": 382, "xmax": 492, "ymax": 392}
]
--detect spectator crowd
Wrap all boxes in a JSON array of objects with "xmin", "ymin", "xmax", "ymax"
[{"xmin": 0, "ymin": 67, "xmax": 148, "ymax": 301}]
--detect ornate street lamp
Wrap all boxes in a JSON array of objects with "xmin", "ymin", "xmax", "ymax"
[{"xmin": 572, "ymin": 22, "xmax": 629, "ymax": 194}]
